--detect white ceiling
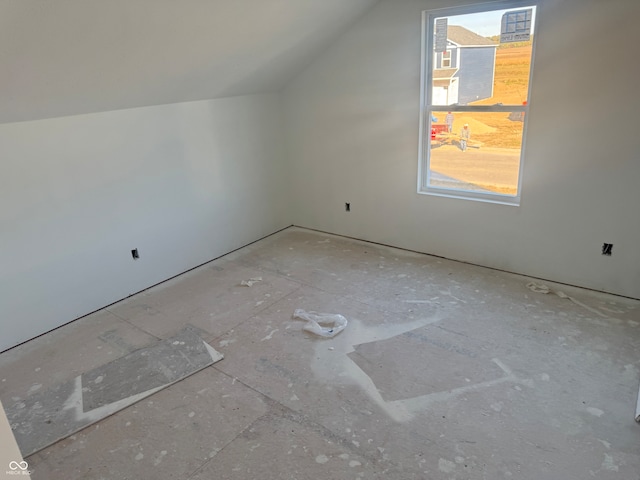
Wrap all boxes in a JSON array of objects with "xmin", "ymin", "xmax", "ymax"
[{"xmin": 0, "ymin": 0, "xmax": 379, "ymax": 123}]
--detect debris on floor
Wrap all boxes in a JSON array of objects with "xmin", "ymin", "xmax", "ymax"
[
  {"xmin": 6, "ymin": 326, "xmax": 223, "ymax": 457},
  {"xmin": 526, "ymin": 282, "xmax": 550, "ymax": 294},
  {"xmin": 240, "ymin": 277, "xmax": 262, "ymax": 287},
  {"xmin": 526, "ymin": 282, "xmax": 609, "ymax": 318},
  {"xmin": 293, "ymin": 309, "xmax": 347, "ymax": 338}
]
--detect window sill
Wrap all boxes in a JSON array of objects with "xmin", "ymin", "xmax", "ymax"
[{"xmin": 418, "ymin": 186, "xmax": 521, "ymax": 206}]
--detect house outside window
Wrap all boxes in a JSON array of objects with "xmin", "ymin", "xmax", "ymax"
[{"xmin": 418, "ymin": 1, "xmax": 537, "ymax": 206}]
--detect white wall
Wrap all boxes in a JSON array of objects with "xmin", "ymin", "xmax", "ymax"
[
  {"xmin": 283, "ymin": 0, "xmax": 640, "ymax": 299},
  {"xmin": 3, "ymin": 0, "xmax": 639, "ymax": 352},
  {"xmin": 0, "ymin": 94, "xmax": 289, "ymax": 351}
]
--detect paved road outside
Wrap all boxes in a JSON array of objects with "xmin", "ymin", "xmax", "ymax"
[{"xmin": 429, "ymin": 144, "xmax": 520, "ymax": 195}]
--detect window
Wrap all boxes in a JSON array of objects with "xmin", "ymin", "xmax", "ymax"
[
  {"xmin": 418, "ymin": 1, "xmax": 537, "ymax": 205},
  {"xmin": 441, "ymin": 50, "xmax": 451, "ymax": 68}
]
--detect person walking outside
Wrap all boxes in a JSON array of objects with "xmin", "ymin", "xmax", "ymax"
[
  {"xmin": 460, "ymin": 123, "xmax": 470, "ymax": 151},
  {"xmin": 445, "ymin": 111, "xmax": 454, "ymax": 133}
]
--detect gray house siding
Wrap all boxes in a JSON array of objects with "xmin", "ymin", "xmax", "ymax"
[{"xmin": 456, "ymin": 46, "xmax": 495, "ymax": 104}]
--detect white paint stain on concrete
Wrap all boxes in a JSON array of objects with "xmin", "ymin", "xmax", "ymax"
[
  {"xmin": 600, "ymin": 305, "xmax": 625, "ymax": 314},
  {"xmin": 597, "ymin": 439, "xmax": 611, "ymax": 449},
  {"xmin": 27, "ymin": 383, "xmax": 42, "ymax": 394},
  {"xmin": 349, "ymin": 460, "xmax": 362, "ymax": 467},
  {"xmin": 135, "ymin": 452, "xmax": 144, "ymax": 461},
  {"xmin": 587, "ymin": 407, "xmax": 604, "ymax": 417},
  {"xmin": 203, "ymin": 341, "xmax": 224, "ymax": 363},
  {"xmin": 65, "ymin": 376, "xmax": 165, "ymax": 423},
  {"xmin": 153, "ymin": 450, "xmax": 167, "ymax": 466},
  {"xmin": 307, "ymin": 314, "xmax": 529, "ymax": 423},
  {"xmin": 602, "ymin": 453, "xmax": 619, "ymax": 471},
  {"xmin": 315, "ymin": 454, "xmax": 329, "ymax": 464},
  {"xmin": 438, "ymin": 458, "xmax": 456, "ymax": 473},
  {"xmin": 260, "ymin": 329, "xmax": 278, "ymax": 341}
]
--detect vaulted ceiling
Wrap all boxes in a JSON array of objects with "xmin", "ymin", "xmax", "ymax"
[{"xmin": 0, "ymin": 0, "xmax": 379, "ymax": 123}]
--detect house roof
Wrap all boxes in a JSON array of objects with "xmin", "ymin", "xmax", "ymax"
[
  {"xmin": 433, "ymin": 68, "xmax": 458, "ymax": 80},
  {"xmin": 447, "ymin": 25, "xmax": 497, "ymax": 47},
  {"xmin": 0, "ymin": 0, "xmax": 379, "ymax": 124},
  {"xmin": 433, "ymin": 68, "xmax": 458, "ymax": 87}
]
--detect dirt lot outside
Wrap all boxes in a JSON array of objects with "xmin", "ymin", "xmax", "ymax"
[{"xmin": 429, "ymin": 43, "xmax": 532, "ymax": 194}]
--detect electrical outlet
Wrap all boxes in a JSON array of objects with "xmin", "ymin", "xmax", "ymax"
[{"xmin": 601, "ymin": 243, "xmax": 612, "ymax": 256}]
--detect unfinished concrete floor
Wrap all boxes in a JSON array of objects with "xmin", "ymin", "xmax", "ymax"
[{"xmin": 1, "ymin": 226, "xmax": 639, "ymax": 479}]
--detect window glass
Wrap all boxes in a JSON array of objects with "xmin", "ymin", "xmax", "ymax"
[
  {"xmin": 420, "ymin": 2, "xmax": 537, "ymax": 204},
  {"xmin": 429, "ymin": 111, "xmax": 525, "ymax": 195}
]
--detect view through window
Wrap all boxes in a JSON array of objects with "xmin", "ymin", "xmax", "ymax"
[{"xmin": 419, "ymin": 1, "xmax": 537, "ymax": 204}]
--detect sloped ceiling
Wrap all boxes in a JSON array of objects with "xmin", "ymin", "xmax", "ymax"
[{"xmin": 0, "ymin": 0, "xmax": 379, "ymax": 123}]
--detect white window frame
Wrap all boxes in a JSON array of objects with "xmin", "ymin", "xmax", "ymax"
[
  {"xmin": 441, "ymin": 50, "xmax": 451, "ymax": 68},
  {"xmin": 417, "ymin": 0, "xmax": 538, "ymax": 206}
]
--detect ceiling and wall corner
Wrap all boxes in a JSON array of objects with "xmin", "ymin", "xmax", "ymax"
[
  {"xmin": 0, "ymin": 0, "xmax": 385, "ymax": 351},
  {"xmin": 0, "ymin": 0, "xmax": 380, "ymax": 124},
  {"xmin": 1, "ymin": 0, "xmax": 638, "ymax": 351},
  {"xmin": 281, "ymin": 0, "xmax": 640, "ymax": 299}
]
